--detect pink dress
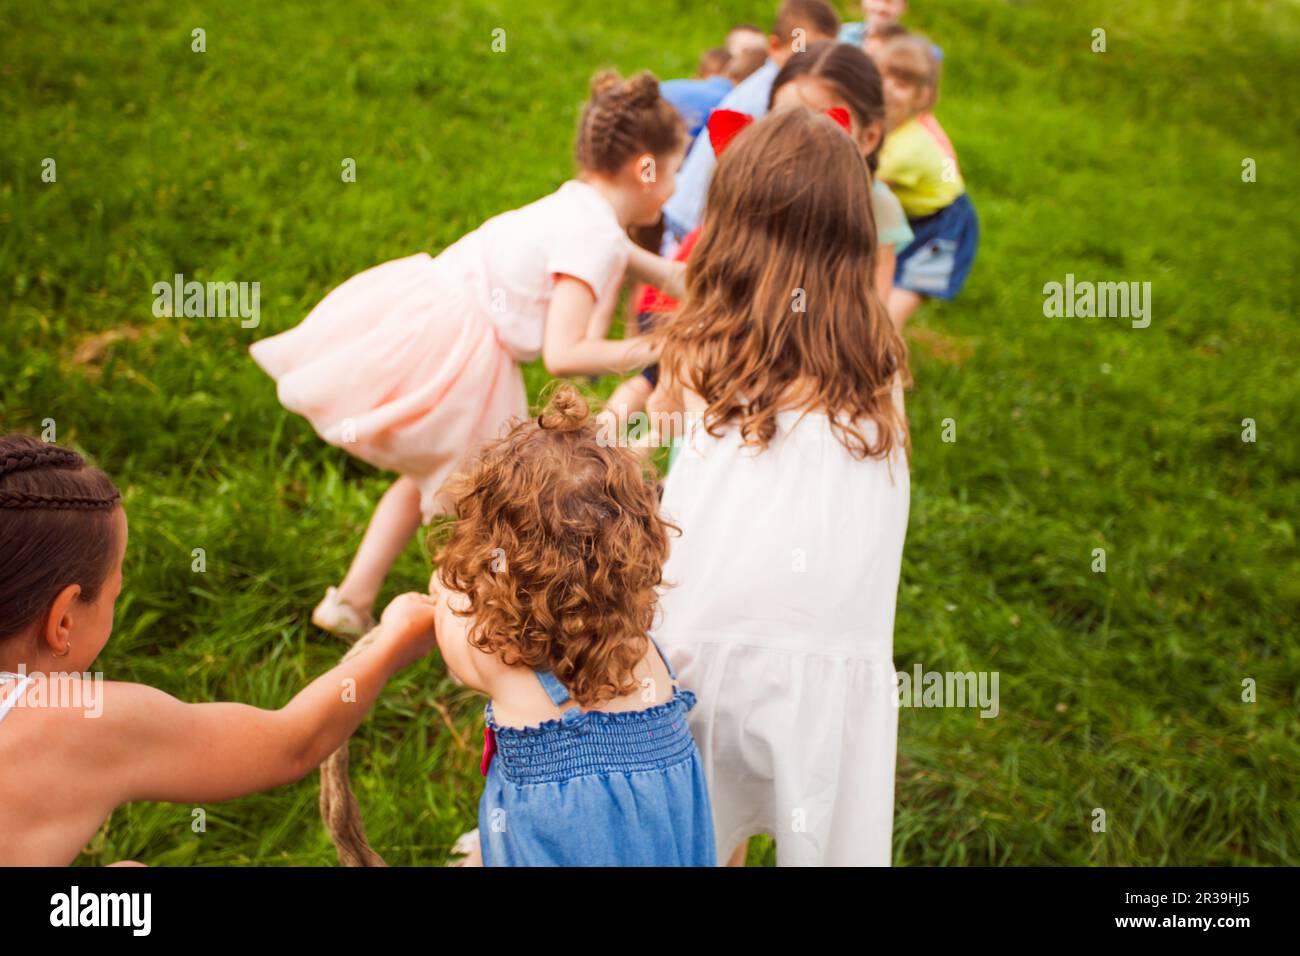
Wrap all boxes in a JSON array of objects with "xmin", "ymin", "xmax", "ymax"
[{"xmin": 251, "ymin": 180, "xmax": 629, "ymax": 521}]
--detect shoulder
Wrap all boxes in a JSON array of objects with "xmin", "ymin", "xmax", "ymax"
[
  {"xmin": 22, "ymin": 677, "xmax": 179, "ymax": 766},
  {"xmin": 887, "ymin": 117, "xmax": 925, "ymax": 146},
  {"xmin": 872, "ymin": 179, "xmax": 905, "ymax": 212},
  {"xmin": 554, "ymin": 182, "xmax": 620, "ymax": 232}
]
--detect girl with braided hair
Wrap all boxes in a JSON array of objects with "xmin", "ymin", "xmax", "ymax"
[
  {"xmin": 0, "ymin": 436, "xmax": 439, "ymax": 865},
  {"xmin": 250, "ymin": 71, "xmax": 686, "ymax": 638}
]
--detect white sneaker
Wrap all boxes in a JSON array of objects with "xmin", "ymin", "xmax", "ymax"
[{"xmin": 310, "ymin": 587, "xmax": 375, "ymax": 639}]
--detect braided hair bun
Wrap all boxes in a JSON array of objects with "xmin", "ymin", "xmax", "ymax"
[
  {"xmin": 575, "ymin": 70, "xmax": 684, "ymax": 176},
  {"xmin": 0, "ymin": 435, "xmax": 123, "ymax": 641},
  {"xmin": 536, "ymin": 384, "xmax": 592, "ymax": 433}
]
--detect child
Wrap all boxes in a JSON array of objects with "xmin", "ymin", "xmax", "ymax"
[
  {"xmin": 840, "ymin": 0, "xmax": 907, "ymax": 47},
  {"xmin": 648, "ymin": 108, "xmax": 911, "ymax": 867},
  {"xmin": 610, "ymin": 41, "xmax": 911, "ymax": 428},
  {"xmin": 877, "ymin": 33, "xmax": 978, "ymax": 327},
  {"xmin": 250, "ymin": 71, "xmax": 685, "ymax": 638},
  {"xmin": 660, "ymin": 50, "xmax": 735, "ymax": 145},
  {"xmin": 770, "ymin": 39, "xmax": 914, "ymax": 301},
  {"xmin": 0, "ymin": 436, "xmax": 438, "ymax": 866},
  {"xmin": 661, "ymin": 42, "xmax": 770, "ymax": 146},
  {"xmin": 427, "ymin": 386, "xmax": 715, "ymax": 867},
  {"xmin": 862, "ymin": 21, "xmax": 912, "ymax": 63},
  {"xmin": 607, "ymin": 105, "xmax": 845, "ymax": 431},
  {"xmin": 842, "ymin": 2, "xmax": 943, "ymax": 66},
  {"xmin": 660, "ymin": 0, "xmax": 841, "ymax": 243}
]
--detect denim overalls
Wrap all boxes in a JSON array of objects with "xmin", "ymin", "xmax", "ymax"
[{"xmin": 478, "ymin": 638, "xmax": 715, "ymax": 866}]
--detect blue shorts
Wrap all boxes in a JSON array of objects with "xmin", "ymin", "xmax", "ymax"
[{"xmin": 894, "ymin": 192, "xmax": 979, "ymax": 300}]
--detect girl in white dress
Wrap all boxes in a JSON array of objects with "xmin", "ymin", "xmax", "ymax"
[{"xmin": 630, "ymin": 106, "xmax": 911, "ymax": 866}]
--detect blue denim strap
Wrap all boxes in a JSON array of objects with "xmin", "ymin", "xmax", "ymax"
[
  {"xmin": 535, "ymin": 670, "xmax": 571, "ymax": 706},
  {"xmin": 647, "ymin": 636, "xmax": 678, "ymax": 682},
  {"xmin": 535, "ymin": 671, "xmax": 587, "ymax": 728}
]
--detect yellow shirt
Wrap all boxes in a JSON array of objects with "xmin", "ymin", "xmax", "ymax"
[{"xmin": 879, "ymin": 114, "xmax": 966, "ymax": 218}]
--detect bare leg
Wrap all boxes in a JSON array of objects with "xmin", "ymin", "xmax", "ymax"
[
  {"xmin": 335, "ymin": 475, "xmax": 424, "ymax": 615},
  {"xmin": 726, "ymin": 837, "xmax": 750, "ymax": 868},
  {"xmin": 887, "ymin": 288, "xmax": 925, "ymax": 330}
]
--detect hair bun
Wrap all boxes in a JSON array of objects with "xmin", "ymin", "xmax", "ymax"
[
  {"xmin": 623, "ymin": 71, "xmax": 662, "ymax": 109},
  {"xmin": 590, "ymin": 69, "xmax": 622, "ymax": 98},
  {"xmin": 537, "ymin": 384, "xmax": 591, "ymax": 433}
]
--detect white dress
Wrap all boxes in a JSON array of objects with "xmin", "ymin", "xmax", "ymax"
[{"xmin": 653, "ymin": 405, "xmax": 910, "ymax": 866}]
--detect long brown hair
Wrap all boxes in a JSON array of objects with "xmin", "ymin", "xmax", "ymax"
[
  {"xmin": 431, "ymin": 385, "xmax": 676, "ymax": 708},
  {"xmin": 0, "ymin": 437, "xmax": 122, "ymax": 642},
  {"xmin": 657, "ymin": 107, "xmax": 908, "ymax": 461}
]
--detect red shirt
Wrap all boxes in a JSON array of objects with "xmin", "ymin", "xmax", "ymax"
[{"xmin": 634, "ymin": 228, "xmax": 702, "ymax": 314}]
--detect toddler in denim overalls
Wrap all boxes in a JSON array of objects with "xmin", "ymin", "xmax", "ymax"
[{"xmin": 428, "ymin": 385, "xmax": 716, "ymax": 867}]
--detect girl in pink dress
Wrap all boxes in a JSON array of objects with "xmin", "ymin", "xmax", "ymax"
[{"xmin": 251, "ymin": 71, "xmax": 685, "ymax": 637}]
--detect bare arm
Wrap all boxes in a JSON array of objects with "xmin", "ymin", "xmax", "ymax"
[
  {"xmin": 625, "ymin": 245, "xmax": 686, "ymax": 301},
  {"xmin": 427, "ymin": 569, "xmax": 490, "ymax": 694},
  {"xmin": 584, "ymin": 276, "xmax": 622, "ymax": 341},
  {"xmin": 94, "ymin": 593, "xmax": 438, "ymax": 805},
  {"xmin": 542, "ymin": 275, "xmax": 659, "ymax": 378},
  {"xmin": 874, "ymin": 246, "xmax": 897, "ymax": 303}
]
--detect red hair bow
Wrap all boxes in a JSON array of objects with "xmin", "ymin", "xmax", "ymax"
[{"xmin": 707, "ymin": 107, "xmax": 853, "ymax": 156}]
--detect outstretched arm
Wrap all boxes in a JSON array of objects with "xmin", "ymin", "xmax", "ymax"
[
  {"xmin": 542, "ymin": 275, "xmax": 659, "ymax": 378},
  {"xmin": 625, "ymin": 245, "xmax": 686, "ymax": 302},
  {"xmin": 90, "ymin": 593, "xmax": 439, "ymax": 805}
]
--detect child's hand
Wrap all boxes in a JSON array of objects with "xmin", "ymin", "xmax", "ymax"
[{"xmin": 380, "ymin": 592, "xmax": 439, "ymax": 666}]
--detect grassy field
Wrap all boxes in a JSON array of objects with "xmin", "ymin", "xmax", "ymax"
[{"xmin": 1, "ymin": 0, "xmax": 1296, "ymax": 866}]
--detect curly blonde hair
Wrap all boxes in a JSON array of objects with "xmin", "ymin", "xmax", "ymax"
[{"xmin": 430, "ymin": 385, "xmax": 677, "ymax": 708}]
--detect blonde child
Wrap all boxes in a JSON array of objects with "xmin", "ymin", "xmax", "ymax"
[
  {"xmin": 877, "ymin": 33, "xmax": 978, "ymax": 327},
  {"xmin": 0, "ymin": 437, "xmax": 438, "ymax": 866},
  {"xmin": 250, "ymin": 72, "xmax": 686, "ymax": 638},
  {"xmin": 428, "ymin": 386, "xmax": 715, "ymax": 866},
  {"xmin": 633, "ymin": 108, "xmax": 911, "ymax": 866}
]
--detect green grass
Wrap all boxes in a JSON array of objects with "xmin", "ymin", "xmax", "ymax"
[{"xmin": 1, "ymin": 0, "xmax": 1297, "ymax": 866}]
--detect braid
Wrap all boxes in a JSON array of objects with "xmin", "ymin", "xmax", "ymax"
[
  {"xmin": 0, "ymin": 490, "xmax": 122, "ymax": 511},
  {"xmin": 0, "ymin": 437, "xmax": 121, "ymax": 511},
  {"xmin": 0, "ymin": 434, "xmax": 124, "ymax": 641},
  {"xmin": 0, "ymin": 445, "xmax": 82, "ymax": 478}
]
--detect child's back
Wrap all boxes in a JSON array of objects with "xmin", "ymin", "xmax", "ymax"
[
  {"xmin": 429, "ymin": 387, "xmax": 715, "ymax": 867},
  {"xmin": 656, "ymin": 402, "xmax": 908, "ymax": 866},
  {"xmin": 652, "ymin": 108, "xmax": 911, "ymax": 867},
  {"xmin": 879, "ymin": 112, "xmax": 964, "ymax": 217}
]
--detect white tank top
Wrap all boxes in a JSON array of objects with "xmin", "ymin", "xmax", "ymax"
[{"xmin": 0, "ymin": 672, "xmax": 33, "ymax": 724}]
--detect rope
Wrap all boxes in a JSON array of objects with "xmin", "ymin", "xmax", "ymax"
[{"xmin": 319, "ymin": 626, "xmax": 388, "ymax": 867}]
